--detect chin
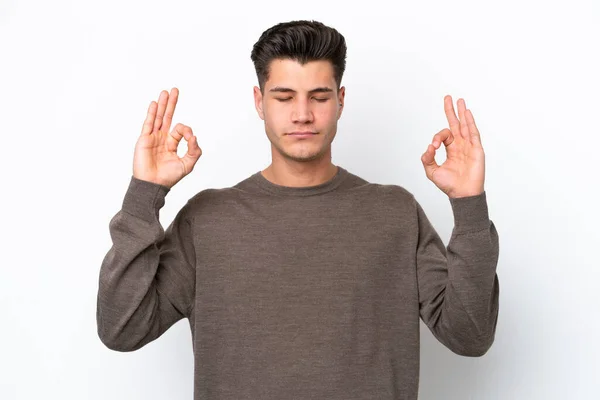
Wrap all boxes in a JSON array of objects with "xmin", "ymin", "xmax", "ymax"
[
  {"xmin": 281, "ymin": 146, "xmax": 329, "ymax": 162},
  {"xmin": 285, "ymin": 153, "xmax": 323, "ymax": 162}
]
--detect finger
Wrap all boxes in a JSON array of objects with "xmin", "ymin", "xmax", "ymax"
[
  {"xmin": 457, "ymin": 98, "xmax": 469, "ymax": 140},
  {"xmin": 154, "ymin": 90, "xmax": 169, "ymax": 132},
  {"xmin": 431, "ymin": 128, "xmax": 454, "ymax": 149},
  {"xmin": 466, "ymin": 109, "xmax": 482, "ymax": 146},
  {"xmin": 444, "ymin": 95, "xmax": 461, "ymax": 138},
  {"xmin": 421, "ymin": 143, "xmax": 440, "ymax": 181},
  {"xmin": 167, "ymin": 123, "xmax": 188, "ymax": 152},
  {"xmin": 180, "ymin": 135, "xmax": 202, "ymax": 175},
  {"xmin": 162, "ymin": 87, "xmax": 179, "ymax": 134},
  {"xmin": 141, "ymin": 101, "xmax": 157, "ymax": 136}
]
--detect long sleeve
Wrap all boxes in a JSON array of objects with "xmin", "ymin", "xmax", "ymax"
[
  {"xmin": 96, "ymin": 176, "xmax": 197, "ymax": 352},
  {"xmin": 415, "ymin": 191, "xmax": 500, "ymax": 357}
]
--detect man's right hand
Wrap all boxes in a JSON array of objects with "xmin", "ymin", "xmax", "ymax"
[{"xmin": 133, "ymin": 87, "xmax": 202, "ymax": 189}]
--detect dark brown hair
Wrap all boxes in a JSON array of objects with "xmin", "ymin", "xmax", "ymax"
[{"xmin": 250, "ymin": 20, "xmax": 347, "ymax": 93}]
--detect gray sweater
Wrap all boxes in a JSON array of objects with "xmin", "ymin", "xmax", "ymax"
[{"xmin": 97, "ymin": 166, "xmax": 500, "ymax": 400}]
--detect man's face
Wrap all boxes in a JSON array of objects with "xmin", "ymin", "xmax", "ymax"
[{"xmin": 253, "ymin": 59, "xmax": 345, "ymax": 163}]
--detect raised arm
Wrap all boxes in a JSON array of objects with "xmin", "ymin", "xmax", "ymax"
[
  {"xmin": 417, "ymin": 95, "xmax": 499, "ymax": 356},
  {"xmin": 96, "ymin": 88, "xmax": 202, "ymax": 351},
  {"xmin": 97, "ymin": 178, "xmax": 197, "ymax": 351},
  {"xmin": 415, "ymin": 193, "xmax": 499, "ymax": 356}
]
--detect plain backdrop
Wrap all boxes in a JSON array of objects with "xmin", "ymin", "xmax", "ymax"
[{"xmin": 1, "ymin": 0, "xmax": 598, "ymax": 399}]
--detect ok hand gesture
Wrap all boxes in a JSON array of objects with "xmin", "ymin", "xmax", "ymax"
[
  {"xmin": 421, "ymin": 95, "xmax": 485, "ymax": 198},
  {"xmin": 133, "ymin": 88, "xmax": 202, "ymax": 189}
]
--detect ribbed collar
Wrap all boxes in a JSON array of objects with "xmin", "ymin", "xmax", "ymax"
[{"xmin": 247, "ymin": 166, "xmax": 350, "ymax": 197}]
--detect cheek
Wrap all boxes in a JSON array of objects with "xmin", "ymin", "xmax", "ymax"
[
  {"xmin": 266, "ymin": 110, "xmax": 286, "ymax": 125},
  {"xmin": 315, "ymin": 107, "xmax": 338, "ymax": 123},
  {"xmin": 263, "ymin": 108, "xmax": 287, "ymax": 132}
]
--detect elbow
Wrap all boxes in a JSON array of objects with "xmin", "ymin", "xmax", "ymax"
[
  {"xmin": 433, "ymin": 312, "xmax": 498, "ymax": 357},
  {"xmin": 430, "ymin": 325, "xmax": 497, "ymax": 357},
  {"xmin": 452, "ymin": 337, "xmax": 494, "ymax": 357},
  {"xmin": 96, "ymin": 313, "xmax": 144, "ymax": 352},
  {"xmin": 97, "ymin": 328, "xmax": 139, "ymax": 352},
  {"xmin": 96, "ymin": 300, "xmax": 146, "ymax": 352},
  {"xmin": 450, "ymin": 331, "xmax": 496, "ymax": 357},
  {"xmin": 450, "ymin": 287, "xmax": 500, "ymax": 357}
]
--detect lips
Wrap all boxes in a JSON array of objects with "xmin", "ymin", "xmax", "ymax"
[{"xmin": 287, "ymin": 131, "xmax": 317, "ymax": 137}]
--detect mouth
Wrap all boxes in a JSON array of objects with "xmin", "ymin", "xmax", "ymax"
[{"xmin": 287, "ymin": 131, "xmax": 318, "ymax": 138}]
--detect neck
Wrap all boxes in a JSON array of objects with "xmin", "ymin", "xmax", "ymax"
[{"xmin": 261, "ymin": 156, "xmax": 338, "ymax": 188}]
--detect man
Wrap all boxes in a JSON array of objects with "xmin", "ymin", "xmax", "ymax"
[{"xmin": 97, "ymin": 20, "xmax": 499, "ymax": 400}]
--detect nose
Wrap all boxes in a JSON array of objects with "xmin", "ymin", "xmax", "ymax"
[{"xmin": 291, "ymin": 99, "xmax": 313, "ymax": 123}]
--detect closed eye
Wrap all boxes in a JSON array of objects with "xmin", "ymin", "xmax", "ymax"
[{"xmin": 274, "ymin": 97, "xmax": 330, "ymax": 102}]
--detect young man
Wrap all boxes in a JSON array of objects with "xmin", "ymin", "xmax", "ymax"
[{"xmin": 97, "ymin": 20, "xmax": 499, "ymax": 400}]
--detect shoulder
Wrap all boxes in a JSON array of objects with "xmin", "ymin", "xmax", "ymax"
[
  {"xmin": 369, "ymin": 182, "xmax": 415, "ymax": 200},
  {"xmin": 341, "ymin": 168, "xmax": 416, "ymax": 203},
  {"xmin": 353, "ymin": 180, "xmax": 417, "ymax": 213},
  {"xmin": 185, "ymin": 186, "xmax": 245, "ymax": 209}
]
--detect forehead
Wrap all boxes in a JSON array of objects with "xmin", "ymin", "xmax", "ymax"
[{"xmin": 265, "ymin": 59, "xmax": 336, "ymax": 90}]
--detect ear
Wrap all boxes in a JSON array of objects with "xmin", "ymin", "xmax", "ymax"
[
  {"xmin": 337, "ymin": 86, "xmax": 346, "ymax": 119},
  {"xmin": 253, "ymin": 86, "xmax": 265, "ymax": 120}
]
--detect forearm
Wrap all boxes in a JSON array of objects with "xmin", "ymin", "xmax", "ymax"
[
  {"xmin": 418, "ymin": 192, "xmax": 500, "ymax": 356},
  {"xmin": 96, "ymin": 177, "xmax": 192, "ymax": 352},
  {"xmin": 432, "ymin": 222, "xmax": 499, "ymax": 356}
]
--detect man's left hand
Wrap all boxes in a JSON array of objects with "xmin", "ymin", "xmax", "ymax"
[{"xmin": 421, "ymin": 95, "xmax": 485, "ymax": 198}]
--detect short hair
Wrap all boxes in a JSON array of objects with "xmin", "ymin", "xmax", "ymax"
[{"xmin": 250, "ymin": 20, "xmax": 347, "ymax": 93}]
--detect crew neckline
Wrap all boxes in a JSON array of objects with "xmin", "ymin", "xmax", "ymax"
[{"xmin": 248, "ymin": 166, "xmax": 349, "ymax": 197}]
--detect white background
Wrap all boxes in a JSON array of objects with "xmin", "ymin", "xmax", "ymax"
[{"xmin": 1, "ymin": 0, "xmax": 598, "ymax": 399}]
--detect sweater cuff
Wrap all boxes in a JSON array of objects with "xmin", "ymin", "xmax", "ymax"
[
  {"xmin": 448, "ymin": 191, "xmax": 490, "ymax": 233},
  {"xmin": 121, "ymin": 176, "xmax": 171, "ymax": 223}
]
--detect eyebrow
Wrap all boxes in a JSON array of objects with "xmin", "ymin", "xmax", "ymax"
[{"xmin": 268, "ymin": 86, "xmax": 334, "ymax": 94}]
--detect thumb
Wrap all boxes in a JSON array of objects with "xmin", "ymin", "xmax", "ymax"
[
  {"xmin": 421, "ymin": 143, "xmax": 439, "ymax": 181},
  {"xmin": 180, "ymin": 135, "xmax": 202, "ymax": 175}
]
